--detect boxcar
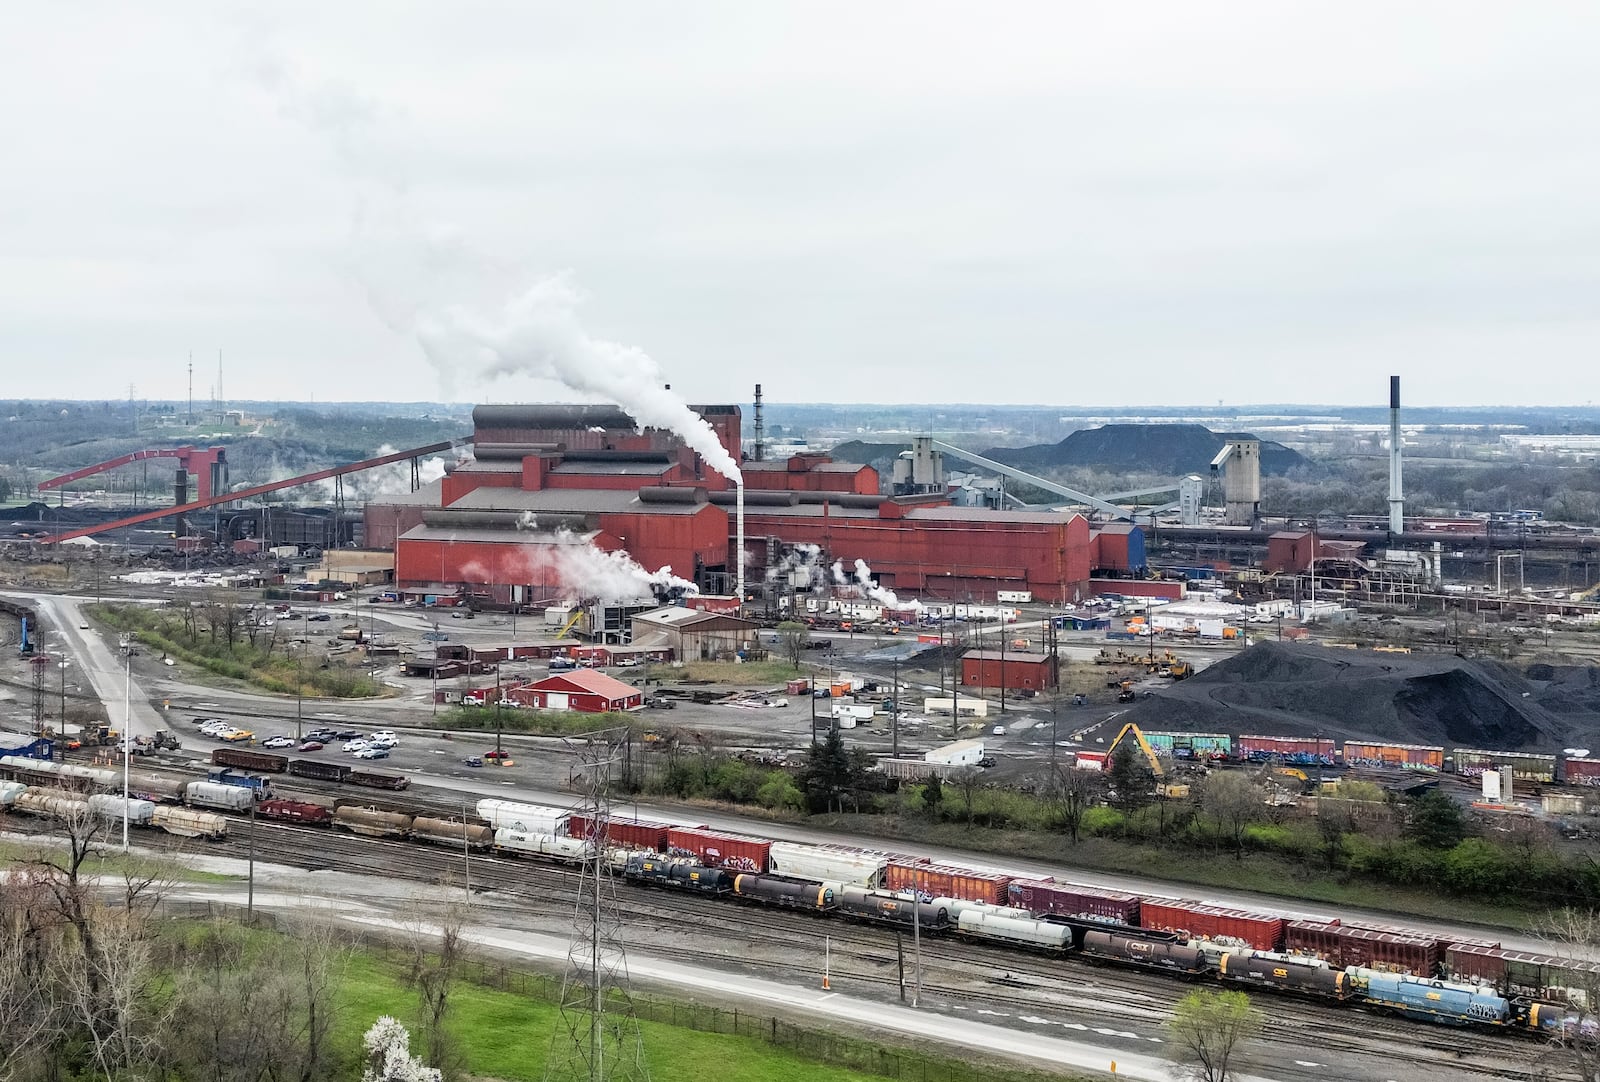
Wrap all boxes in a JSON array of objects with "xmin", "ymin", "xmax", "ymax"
[
  {"xmin": 258, "ymin": 799, "xmax": 333, "ymax": 825},
  {"xmin": 567, "ymin": 813, "xmax": 669, "ymax": 852},
  {"xmin": 1007, "ymin": 879, "xmax": 1140, "ymax": 925},
  {"xmin": 211, "ymin": 748, "xmax": 288, "ymax": 774},
  {"xmin": 288, "ymin": 759, "xmax": 350, "ymax": 783},
  {"xmin": 477, "ymin": 799, "xmax": 569, "ymax": 835},
  {"xmin": 666, "ymin": 827, "xmax": 771, "ymax": 872},
  {"xmin": 346, "ymin": 770, "xmax": 409, "ymax": 791},
  {"xmin": 882, "ymin": 861, "xmax": 1010, "ymax": 906}
]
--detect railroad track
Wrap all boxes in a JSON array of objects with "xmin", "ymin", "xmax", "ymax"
[{"xmin": 0, "ymin": 803, "xmax": 1538, "ymax": 1079}]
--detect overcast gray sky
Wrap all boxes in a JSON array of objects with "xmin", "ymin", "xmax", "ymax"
[{"xmin": 5, "ymin": 3, "xmax": 1600, "ymax": 408}]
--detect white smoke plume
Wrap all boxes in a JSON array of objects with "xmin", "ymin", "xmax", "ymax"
[
  {"xmin": 848, "ymin": 557, "xmax": 922, "ymax": 611},
  {"xmin": 830, "ymin": 559, "xmax": 849, "ymax": 586},
  {"xmin": 767, "ymin": 543, "xmax": 827, "ymax": 593},
  {"xmin": 311, "ymin": 444, "xmax": 447, "ymax": 501},
  {"xmin": 497, "ymin": 516, "xmax": 698, "ymax": 602},
  {"xmin": 416, "ymin": 274, "xmax": 742, "ymax": 485}
]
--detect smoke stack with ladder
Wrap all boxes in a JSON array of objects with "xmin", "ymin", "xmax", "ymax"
[{"xmin": 1388, "ymin": 376, "xmax": 1404, "ymax": 536}]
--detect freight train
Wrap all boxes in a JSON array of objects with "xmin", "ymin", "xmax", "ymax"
[{"xmin": 3, "ymin": 759, "xmax": 1593, "ymax": 1037}]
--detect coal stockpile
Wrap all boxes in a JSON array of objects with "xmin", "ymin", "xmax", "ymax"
[
  {"xmin": 980, "ymin": 424, "xmax": 1307, "ymax": 476},
  {"xmin": 1122, "ymin": 642, "xmax": 1593, "ymax": 751}
]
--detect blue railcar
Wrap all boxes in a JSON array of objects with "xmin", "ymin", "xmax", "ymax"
[{"xmin": 1363, "ymin": 974, "xmax": 1510, "ymax": 1026}]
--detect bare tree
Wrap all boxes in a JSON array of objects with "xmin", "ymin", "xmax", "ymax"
[
  {"xmin": 0, "ymin": 871, "xmax": 67, "ymax": 1078},
  {"xmin": 404, "ymin": 897, "xmax": 466, "ymax": 1078},
  {"xmin": 950, "ymin": 767, "xmax": 982, "ymax": 828},
  {"xmin": 1200, "ymin": 772, "xmax": 1264, "ymax": 859},
  {"xmin": 1053, "ymin": 764, "xmax": 1105, "ymax": 844},
  {"xmin": 775, "ymin": 620, "xmax": 810, "ymax": 671},
  {"xmin": 1534, "ymin": 908, "xmax": 1600, "ymax": 1082},
  {"xmin": 58, "ymin": 907, "xmax": 169, "ymax": 1082},
  {"xmin": 288, "ymin": 912, "xmax": 351, "ymax": 1082}
]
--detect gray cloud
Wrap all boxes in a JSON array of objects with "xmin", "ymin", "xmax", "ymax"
[{"xmin": 3, "ymin": 3, "xmax": 1599, "ymax": 407}]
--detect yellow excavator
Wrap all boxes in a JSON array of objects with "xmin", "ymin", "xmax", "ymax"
[{"xmin": 1105, "ymin": 722, "xmax": 1190, "ymax": 799}]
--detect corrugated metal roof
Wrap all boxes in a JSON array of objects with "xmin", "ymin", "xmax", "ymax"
[
  {"xmin": 550, "ymin": 461, "xmax": 672, "ymax": 476},
  {"xmin": 905, "ymin": 507, "xmax": 1083, "ymax": 525},
  {"xmin": 530, "ymin": 668, "xmax": 640, "ymax": 699},
  {"xmin": 400, "ymin": 525, "xmax": 600, "ymax": 545},
  {"xmin": 741, "ymin": 460, "xmax": 871, "ymax": 474},
  {"xmin": 447, "ymin": 488, "xmax": 711, "ymax": 516},
  {"xmin": 962, "ymin": 649, "xmax": 1053, "ymax": 663},
  {"xmin": 632, "ymin": 607, "xmax": 756, "ymax": 630}
]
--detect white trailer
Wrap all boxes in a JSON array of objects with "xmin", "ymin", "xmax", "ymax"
[
  {"xmin": 925, "ymin": 739, "xmax": 986, "ymax": 767},
  {"xmin": 923, "ymin": 696, "xmax": 989, "ymax": 718},
  {"xmin": 831, "ymin": 703, "xmax": 874, "ymax": 724},
  {"xmin": 476, "ymin": 799, "xmax": 571, "ymax": 836},
  {"xmin": 996, "ymin": 590, "xmax": 1033, "ymax": 604}
]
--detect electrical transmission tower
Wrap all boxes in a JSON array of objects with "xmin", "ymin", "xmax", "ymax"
[
  {"xmin": 30, "ymin": 655, "xmax": 49, "ymax": 735},
  {"xmin": 544, "ymin": 727, "xmax": 648, "ymax": 1082}
]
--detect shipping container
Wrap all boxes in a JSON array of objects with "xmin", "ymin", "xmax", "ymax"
[
  {"xmin": 288, "ymin": 759, "xmax": 350, "ymax": 783},
  {"xmin": 1563, "ymin": 757, "xmax": 1600, "ymax": 787},
  {"xmin": 667, "ymin": 827, "xmax": 772, "ymax": 872},
  {"xmin": 211, "ymin": 748, "xmax": 289, "ymax": 774},
  {"xmin": 1139, "ymin": 900, "xmax": 1285, "ymax": 952},
  {"xmin": 258, "ymin": 798, "xmax": 333, "ymax": 825},
  {"xmin": 1337, "ymin": 927, "xmax": 1442, "ymax": 976},
  {"xmin": 1239, "ymin": 735, "xmax": 1339, "ymax": 767},
  {"xmin": 768, "ymin": 842, "xmax": 901, "ymax": 888},
  {"xmin": 567, "ymin": 813, "xmax": 670, "ymax": 852},
  {"xmin": 347, "ymin": 770, "xmax": 409, "ymax": 791},
  {"xmin": 882, "ymin": 860, "xmax": 1012, "ymax": 906},
  {"xmin": 1341, "ymin": 741, "xmax": 1443, "ymax": 772},
  {"xmin": 1006, "ymin": 880, "xmax": 1140, "ymax": 925}
]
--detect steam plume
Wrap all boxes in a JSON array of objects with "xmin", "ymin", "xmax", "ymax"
[{"xmin": 416, "ymin": 273, "xmax": 741, "ymax": 484}]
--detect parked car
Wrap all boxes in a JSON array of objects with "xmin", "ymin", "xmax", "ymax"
[
  {"xmin": 297, "ymin": 740, "xmax": 325, "ymax": 752},
  {"xmin": 342, "ymin": 739, "xmax": 369, "ymax": 753},
  {"xmin": 422, "ymin": 631, "xmax": 449, "ymax": 642},
  {"xmin": 306, "ymin": 728, "xmax": 339, "ymax": 742},
  {"xmin": 461, "ymin": 696, "xmax": 484, "ymax": 707},
  {"xmin": 261, "ymin": 736, "xmax": 295, "ymax": 749},
  {"xmin": 334, "ymin": 730, "xmax": 362, "ymax": 740},
  {"xmin": 645, "ymin": 697, "xmax": 675, "ymax": 710},
  {"xmin": 369, "ymin": 736, "xmax": 397, "ymax": 749},
  {"xmin": 483, "ymin": 749, "xmax": 511, "ymax": 760},
  {"xmin": 355, "ymin": 747, "xmax": 389, "ymax": 760},
  {"xmin": 495, "ymin": 699, "xmax": 522, "ymax": 709},
  {"xmin": 222, "ymin": 729, "xmax": 254, "ymax": 743},
  {"xmin": 369, "ymin": 730, "xmax": 397, "ymax": 743},
  {"xmin": 309, "ymin": 614, "xmax": 332, "ymax": 622}
]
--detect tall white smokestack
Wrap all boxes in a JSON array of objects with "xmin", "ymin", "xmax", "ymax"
[
  {"xmin": 1388, "ymin": 376, "xmax": 1404, "ymax": 536},
  {"xmin": 736, "ymin": 483, "xmax": 745, "ymax": 604}
]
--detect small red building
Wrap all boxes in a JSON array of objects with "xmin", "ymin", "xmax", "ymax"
[
  {"xmin": 519, "ymin": 669, "xmax": 643, "ymax": 713},
  {"xmin": 959, "ymin": 650, "xmax": 1057, "ymax": 692}
]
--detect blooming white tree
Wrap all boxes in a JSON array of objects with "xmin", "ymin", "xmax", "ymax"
[{"xmin": 361, "ymin": 1016, "xmax": 441, "ymax": 1082}]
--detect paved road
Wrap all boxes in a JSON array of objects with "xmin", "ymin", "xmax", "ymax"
[{"xmin": 5, "ymin": 592, "xmax": 165, "ymax": 739}]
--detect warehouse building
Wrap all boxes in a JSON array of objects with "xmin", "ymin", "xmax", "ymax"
[
  {"xmin": 959, "ymin": 649, "xmax": 1058, "ymax": 692},
  {"xmin": 630, "ymin": 607, "xmax": 759, "ymax": 660}
]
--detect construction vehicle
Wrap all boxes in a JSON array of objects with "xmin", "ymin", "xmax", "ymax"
[
  {"xmin": 1165, "ymin": 661, "xmax": 1192, "ymax": 680},
  {"xmin": 65, "ymin": 724, "xmax": 121, "ymax": 751},
  {"xmin": 1105, "ymin": 722, "xmax": 1189, "ymax": 798}
]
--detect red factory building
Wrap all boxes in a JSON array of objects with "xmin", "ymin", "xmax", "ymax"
[
  {"xmin": 960, "ymin": 650, "xmax": 1059, "ymax": 692},
  {"xmin": 375, "ymin": 403, "xmax": 1117, "ymax": 605}
]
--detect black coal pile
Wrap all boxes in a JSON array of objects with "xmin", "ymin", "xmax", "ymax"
[
  {"xmin": 981, "ymin": 424, "xmax": 1307, "ymax": 476},
  {"xmin": 1122, "ymin": 642, "xmax": 1590, "ymax": 751}
]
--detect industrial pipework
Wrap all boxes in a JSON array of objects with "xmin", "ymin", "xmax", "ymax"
[{"xmin": 1388, "ymin": 376, "xmax": 1404, "ymax": 536}]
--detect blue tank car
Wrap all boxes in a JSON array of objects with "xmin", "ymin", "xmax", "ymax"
[{"xmin": 1363, "ymin": 974, "xmax": 1510, "ymax": 1026}]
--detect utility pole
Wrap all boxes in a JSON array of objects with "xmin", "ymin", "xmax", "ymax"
[{"xmin": 998, "ymin": 613, "xmax": 1007, "ymax": 717}]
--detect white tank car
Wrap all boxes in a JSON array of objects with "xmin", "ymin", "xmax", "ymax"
[
  {"xmin": 956, "ymin": 909, "xmax": 1071, "ymax": 951},
  {"xmin": 0, "ymin": 780, "xmax": 26, "ymax": 805},
  {"xmin": 185, "ymin": 781, "xmax": 254, "ymax": 812},
  {"xmin": 87, "ymin": 794, "xmax": 156, "ymax": 826},
  {"xmin": 493, "ymin": 828, "xmax": 590, "ymax": 862}
]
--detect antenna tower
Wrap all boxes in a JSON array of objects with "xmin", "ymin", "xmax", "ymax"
[{"xmin": 545, "ymin": 726, "xmax": 648, "ymax": 1082}]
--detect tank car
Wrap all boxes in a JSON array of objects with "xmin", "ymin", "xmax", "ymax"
[{"xmin": 731, "ymin": 873, "xmax": 837, "ymax": 911}]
